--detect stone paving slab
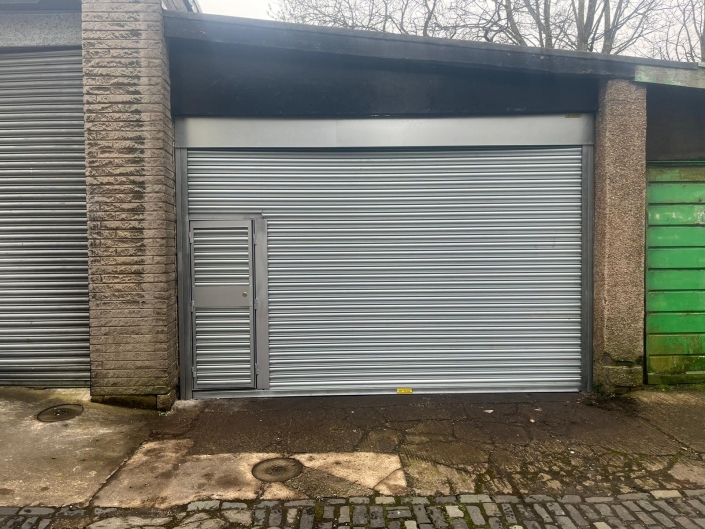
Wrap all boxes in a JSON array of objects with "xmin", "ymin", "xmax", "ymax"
[{"xmin": 4, "ymin": 489, "xmax": 705, "ymax": 529}]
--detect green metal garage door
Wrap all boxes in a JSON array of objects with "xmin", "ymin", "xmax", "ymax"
[{"xmin": 647, "ymin": 162, "xmax": 705, "ymax": 384}]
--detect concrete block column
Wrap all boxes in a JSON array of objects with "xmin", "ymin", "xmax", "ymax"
[
  {"xmin": 82, "ymin": 0, "xmax": 178, "ymax": 409},
  {"xmin": 593, "ymin": 79, "xmax": 647, "ymax": 392}
]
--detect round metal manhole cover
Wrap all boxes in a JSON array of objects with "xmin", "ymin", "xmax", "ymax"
[
  {"xmin": 37, "ymin": 404, "xmax": 84, "ymax": 423},
  {"xmin": 252, "ymin": 457, "xmax": 303, "ymax": 482}
]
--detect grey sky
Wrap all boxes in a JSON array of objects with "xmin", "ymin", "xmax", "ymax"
[{"xmin": 198, "ymin": 0, "xmax": 277, "ymax": 19}]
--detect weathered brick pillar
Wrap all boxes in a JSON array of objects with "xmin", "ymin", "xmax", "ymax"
[
  {"xmin": 593, "ymin": 79, "xmax": 647, "ymax": 393},
  {"xmin": 82, "ymin": 0, "xmax": 178, "ymax": 409}
]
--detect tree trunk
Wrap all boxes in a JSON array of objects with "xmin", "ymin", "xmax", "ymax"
[
  {"xmin": 602, "ymin": 0, "xmax": 613, "ymax": 53},
  {"xmin": 504, "ymin": 0, "xmax": 528, "ymax": 45},
  {"xmin": 576, "ymin": 0, "xmax": 599, "ymax": 51},
  {"xmin": 575, "ymin": 0, "xmax": 586, "ymax": 49},
  {"xmin": 701, "ymin": 2, "xmax": 705, "ymax": 60},
  {"xmin": 422, "ymin": 0, "xmax": 438, "ymax": 36},
  {"xmin": 543, "ymin": 0, "xmax": 553, "ymax": 47}
]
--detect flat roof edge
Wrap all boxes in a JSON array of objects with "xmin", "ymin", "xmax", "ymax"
[
  {"xmin": 636, "ymin": 65, "xmax": 705, "ymax": 90},
  {"xmin": 163, "ymin": 10, "xmax": 701, "ymax": 83}
]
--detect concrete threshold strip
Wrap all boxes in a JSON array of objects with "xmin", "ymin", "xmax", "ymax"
[{"xmin": 2, "ymin": 489, "xmax": 705, "ymax": 529}]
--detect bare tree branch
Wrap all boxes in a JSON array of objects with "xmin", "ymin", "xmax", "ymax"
[{"xmin": 271, "ymin": 0, "xmax": 694, "ymax": 61}]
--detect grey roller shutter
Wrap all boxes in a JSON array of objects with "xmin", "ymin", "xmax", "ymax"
[
  {"xmin": 0, "ymin": 49, "xmax": 89, "ymax": 386},
  {"xmin": 187, "ymin": 148, "xmax": 583, "ymax": 393}
]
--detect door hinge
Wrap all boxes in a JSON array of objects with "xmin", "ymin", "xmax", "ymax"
[
  {"xmin": 189, "ymin": 231, "xmax": 194, "ymax": 244},
  {"xmin": 253, "ymin": 298, "xmax": 259, "ymax": 310},
  {"xmin": 190, "ymin": 300, "xmax": 195, "ymax": 312},
  {"xmin": 255, "ymin": 364, "xmax": 259, "ymax": 375}
]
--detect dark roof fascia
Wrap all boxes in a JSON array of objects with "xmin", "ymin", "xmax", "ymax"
[{"xmin": 163, "ymin": 10, "xmax": 700, "ymax": 81}]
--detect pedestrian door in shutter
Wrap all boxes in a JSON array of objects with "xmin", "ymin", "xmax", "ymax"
[{"xmin": 190, "ymin": 220, "xmax": 256, "ymax": 390}]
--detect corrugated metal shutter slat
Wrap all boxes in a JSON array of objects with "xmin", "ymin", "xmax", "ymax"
[
  {"xmin": 0, "ymin": 49, "xmax": 89, "ymax": 387},
  {"xmin": 195, "ymin": 309, "xmax": 253, "ymax": 388},
  {"xmin": 188, "ymin": 148, "xmax": 583, "ymax": 393}
]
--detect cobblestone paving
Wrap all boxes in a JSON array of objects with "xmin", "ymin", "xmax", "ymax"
[{"xmin": 3, "ymin": 490, "xmax": 705, "ymax": 529}]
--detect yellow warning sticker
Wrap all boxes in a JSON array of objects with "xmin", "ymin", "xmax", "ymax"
[{"xmin": 397, "ymin": 388, "xmax": 413, "ymax": 394}]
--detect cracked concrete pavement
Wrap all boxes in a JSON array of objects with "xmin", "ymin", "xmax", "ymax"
[
  {"xmin": 1, "ymin": 387, "xmax": 705, "ymax": 508},
  {"xmin": 0, "ymin": 387, "xmax": 154, "ymax": 507}
]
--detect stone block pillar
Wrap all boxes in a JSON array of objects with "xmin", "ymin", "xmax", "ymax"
[
  {"xmin": 82, "ymin": 0, "xmax": 178, "ymax": 409},
  {"xmin": 593, "ymin": 79, "xmax": 647, "ymax": 392}
]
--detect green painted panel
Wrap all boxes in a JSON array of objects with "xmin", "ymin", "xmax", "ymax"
[
  {"xmin": 648, "ymin": 166, "xmax": 705, "ymax": 182},
  {"xmin": 647, "ymin": 334, "xmax": 705, "ymax": 356},
  {"xmin": 647, "ymin": 313, "xmax": 705, "ymax": 334},
  {"xmin": 647, "ymin": 291, "xmax": 705, "ymax": 312},
  {"xmin": 647, "ymin": 226, "xmax": 705, "ymax": 247},
  {"xmin": 648, "ymin": 205, "xmax": 705, "ymax": 225},
  {"xmin": 646, "ymin": 173, "xmax": 705, "ymax": 385},
  {"xmin": 647, "ymin": 270, "xmax": 705, "ymax": 290},
  {"xmin": 647, "ymin": 355, "xmax": 705, "ymax": 374},
  {"xmin": 648, "ymin": 248, "xmax": 705, "ymax": 269},
  {"xmin": 648, "ymin": 183, "xmax": 705, "ymax": 204}
]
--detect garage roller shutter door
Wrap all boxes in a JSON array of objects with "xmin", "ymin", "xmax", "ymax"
[
  {"xmin": 187, "ymin": 148, "xmax": 584, "ymax": 392},
  {"xmin": 0, "ymin": 50, "xmax": 90, "ymax": 386}
]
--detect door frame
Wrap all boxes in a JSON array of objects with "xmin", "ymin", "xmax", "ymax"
[{"xmin": 177, "ymin": 148, "xmax": 270, "ymax": 398}]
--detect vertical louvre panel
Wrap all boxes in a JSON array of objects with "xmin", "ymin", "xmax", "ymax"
[
  {"xmin": 188, "ymin": 148, "xmax": 583, "ymax": 393},
  {"xmin": 0, "ymin": 49, "xmax": 89, "ymax": 386},
  {"xmin": 193, "ymin": 225, "xmax": 254, "ymax": 389}
]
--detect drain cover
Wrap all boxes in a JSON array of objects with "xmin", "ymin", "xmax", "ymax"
[
  {"xmin": 252, "ymin": 457, "xmax": 303, "ymax": 482},
  {"xmin": 37, "ymin": 404, "xmax": 84, "ymax": 423}
]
